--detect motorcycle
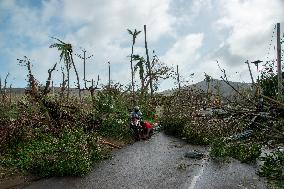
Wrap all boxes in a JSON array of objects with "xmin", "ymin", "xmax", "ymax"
[{"xmin": 130, "ymin": 117, "xmax": 143, "ymax": 141}]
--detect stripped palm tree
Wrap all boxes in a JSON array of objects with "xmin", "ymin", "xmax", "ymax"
[
  {"xmin": 127, "ymin": 29, "xmax": 141, "ymax": 105},
  {"xmin": 50, "ymin": 37, "xmax": 81, "ymax": 100}
]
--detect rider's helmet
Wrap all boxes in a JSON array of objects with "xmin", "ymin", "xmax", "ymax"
[{"xmin": 134, "ymin": 106, "xmax": 140, "ymax": 113}]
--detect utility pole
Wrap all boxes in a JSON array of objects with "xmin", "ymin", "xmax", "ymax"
[
  {"xmin": 144, "ymin": 25, "xmax": 153, "ymax": 96},
  {"xmin": 245, "ymin": 60, "xmax": 255, "ymax": 85},
  {"xmin": 277, "ymin": 23, "xmax": 282, "ymax": 99},
  {"xmin": 177, "ymin": 65, "xmax": 181, "ymax": 91},
  {"xmin": 108, "ymin": 61, "xmax": 111, "ymax": 89},
  {"xmin": 52, "ymin": 80, "xmax": 54, "ymax": 95},
  {"xmin": 75, "ymin": 49, "xmax": 94, "ymax": 89},
  {"xmin": 83, "ymin": 50, "xmax": 86, "ymax": 88}
]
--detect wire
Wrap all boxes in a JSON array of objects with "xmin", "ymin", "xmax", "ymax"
[{"xmin": 265, "ymin": 24, "xmax": 277, "ymax": 63}]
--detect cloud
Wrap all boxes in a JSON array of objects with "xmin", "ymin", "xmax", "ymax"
[
  {"xmin": 0, "ymin": 0, "xmax": 176, "ymax": 87},
  {"xmin": 216, "ymin": 0, "xmax": 284, "ymax": 61},
  {"xmin": 162, "ymin": 33, "xmax": 204, "ymax": 68},
  {"xmin": 62, "ymin": 0, "xmax": 176, "ymax": 43},
  {"xmin": 1, "ymin": 0, "xmax": 283, "ymax": 91}
]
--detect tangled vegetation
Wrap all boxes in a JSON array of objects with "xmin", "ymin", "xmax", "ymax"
[
  {"xmin": 258, "ymin": 150, "xmax": 284, "ymax": 188},
  {"xmin": 0, "ymin": 25, "xmax": 283, "ymax": 189},
  {"xmin": 1, "ymin": 26, "xmax": 168, "ymax": 180},
  {"xmin": 160, "ymin": 69, "xmax": 284, "ymax": 187}
]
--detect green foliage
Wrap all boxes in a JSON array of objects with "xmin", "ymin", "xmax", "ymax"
[
  {"xmin": 161, "ymin": 116, "xmax": 187, "ymax": 137},
  {"xmin": 182, "ymin": 123, "xmax": 210, "ymax": 145},
  {"xmin": 230, "ymin": 143, "xmax": 261, "ymax": 163},
  {"xmin": 93, "ymin": 89, "xmax": 131, "ymax": 139},
  {"xmin": 0, "ymin": 103, "xmax": 20, "ymax": 120},
  {"xmin": 210, "ymin": 139, "xmax": 261, "ymax": 163},
  {"xmin": 127, "ymin": 29, "xmax": 141, "ymax": 45},
  {"xmin": 258, "ymin": 150, "xmax": 284, "ymax": 188},
  {"xmin": 1, "ymin": 127, "xmax": 101, "ymax": 177},
  {"xmin": 259, "ymin": 61, "xmax": 284, "ymax": 98},
  {"xmin": 210, "ymin": 138, "xmax": 230, "ymax": 157}
]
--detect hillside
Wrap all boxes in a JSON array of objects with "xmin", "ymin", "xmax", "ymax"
[{"xmin": 161, "ymin": 79, "xmax": 252, "ymax": 98}]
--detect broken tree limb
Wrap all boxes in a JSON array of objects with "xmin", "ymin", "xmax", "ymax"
[
  {"xmin": 261, "ymin": 94, "xmax": 284, "ymax": 108},
  {"xmin": 43, "ymin": 63, "xmax": 57, "ymax": 96},
  {"xmin": 99, "ymin": 140, "xmax": 122, "ymax": 149}
]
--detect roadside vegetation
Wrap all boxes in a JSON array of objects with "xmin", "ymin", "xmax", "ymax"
[
  {"xmin": 0, "ymin": 26, "xmax": 167, "ymax": 180},
  {"xmin": 0, "ymin": 25, "xmax": 283, "ymax": 188},
  {"xmin": 161, "ymin": 63, "xmax": 284, "ymax": 188}
]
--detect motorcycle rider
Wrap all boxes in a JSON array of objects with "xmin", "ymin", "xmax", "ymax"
[
  {"xmin": 130, "ymin": 106, "xmax": 142, "ymax": 120},
  {"xmin": 130, "ymin": 106, "xmax": 143, "ymax": 140}
]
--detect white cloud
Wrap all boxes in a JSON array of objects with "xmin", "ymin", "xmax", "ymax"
[
  {"xmin": 0, "ymin": 0, "xmax": 176, "ymax": 87},
  {"xmin": 1, "ymin": 0, "xmax": 283, "ymax": 90},
  {"xmin": 216, "ymin": 0, "xmax": 284, "ymax": 61},
  {"xmin": 62, "ymin": 0, "xmax": 175, "ymax": 43},
  {"xmin": 162, "ymin": 33, "xmax": 204, "ymax": 68}
]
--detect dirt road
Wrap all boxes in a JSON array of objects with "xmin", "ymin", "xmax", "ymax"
[{"xmin": 24, "ymin": 132, "xmax": 267, "ymax": 189}]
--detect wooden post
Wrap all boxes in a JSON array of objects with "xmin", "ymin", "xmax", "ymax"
[
  {"xmin": 108, "ymin": 61, "xmax": 111, "ymax": 89},
  {"xmin": 144, "ymin": 25, "xmax": 153, "ymax": 96},
  {"xmin": 76, "ymin": 50, "xmax": 94, "ymax": 89},
  {"xmin": 52, "ymin": 80, "xmax": 54, "ymax": 95},
  {"xmin": 0, "ymin": 77, "xmax": 1, "ymax": 91},
  {"xmin": 277, "ymin": 23, "xmax": 282, "ymax": 98},
  {"xmin": 245, "ymin": 60, "xmax": 255, "ymax": 85},
  {"xmin": 83, "ymin": 50, "xmax": 86, "ymax": 89},
  {"xmin": 177, "ymin": 65, "xmax": 181, "ymax": 91},
  {"xmin": 9, "ymin": 84, "xmax": 12, "ymax": 105}
]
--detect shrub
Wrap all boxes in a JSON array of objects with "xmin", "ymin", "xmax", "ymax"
[
  {"xmin": 182, "ymin": 123, "xmax": 210, "ymax": 145},
  {"xmin": 161, "ymin": 116, "xmax": 187, "ymax": 137},
  {"xmin": 258, "ymin": 150, "xmax": 284, "ymax": 188},
  {"xmin": 99, "ymin": 114, "xmax": 130, "ymax": 139},
  {"xmin": 1, "ymin": 127, "xmax": 101, "ymax": 177},
  {"xmin": 210, "ymin": 139, "xmax": 261, "ymax": 163},
  {"xmin": 230, "ymin": 143, "xmax": 261, "ymax": 163},
  {"xmin": 93, "ymin": 90, "xmax": 131, "ymax": 139},
  {"xmin": 210, "ymin": 138, "xmax": 230, "ymax": 157}
]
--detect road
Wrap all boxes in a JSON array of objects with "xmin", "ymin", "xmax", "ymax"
[{"xmin": 25, "ymin": 132, "xmax": 267, "ymax": 189}]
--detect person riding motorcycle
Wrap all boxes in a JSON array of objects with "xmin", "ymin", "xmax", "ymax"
[
  {"xmin": 130, "ymin": 106, "xmax": 143, "ymax": 140},
  {"xmin": 130, "ymin": 106, "xmax": 142, "ymax": 120}
]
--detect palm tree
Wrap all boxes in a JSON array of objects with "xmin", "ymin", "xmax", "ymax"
[
  {"xmin": 50, "ymin": 37, "xmax": 81, "ymax": 100},
  {"xmin": 127, "ymin": 29, "xmax": 141, "ymax": 105}
]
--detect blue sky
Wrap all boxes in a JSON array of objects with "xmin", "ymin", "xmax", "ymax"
[{"xmin": 0, "ymin": 0, "xmax": 283, "ymax": 91}]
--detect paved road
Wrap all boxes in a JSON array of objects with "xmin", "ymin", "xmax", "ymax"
[{"xmin": 25, "ymin": 133, "xmax": 267, "ymax": 189}]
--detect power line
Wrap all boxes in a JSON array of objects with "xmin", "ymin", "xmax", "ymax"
[{"xmin": 265, "ymin": 24, "xmax": 277, "ymax": 63}]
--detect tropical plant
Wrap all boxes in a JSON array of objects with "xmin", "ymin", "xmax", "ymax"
[
  {"xmin": 50, "ymin": 37, "xmax": 81, "ymax": 100},
  {"xmin": 127, "ymin": 29, "xmax": 141, "ymax": 105}
]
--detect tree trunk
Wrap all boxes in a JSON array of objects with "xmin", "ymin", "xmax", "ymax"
[
  {"xmin": 130, "ymin": 43, "xmax": 135, "ymax": 105},
  {"xmin": 70, "ymin": 53, "xmax": 81, "ymax": 101}
]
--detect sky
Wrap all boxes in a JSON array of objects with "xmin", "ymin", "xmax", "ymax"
[{"xmin": 0, "ymin": 0, "xmax": 283, "ymax": 91}]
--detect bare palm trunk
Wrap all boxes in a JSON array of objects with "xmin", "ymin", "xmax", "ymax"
[
  {"xmin": 144, "ymin": 25, "xmax": 153, "ymax": 96},
  {"xmin": 131, "ymin": 43, "xmax": 135, "ymax": 105},
  {"xmin": 66, "ymin": 61, "xmax": 70, "ymax": 100},
  {"xmin": 70, "ymin": 53, "xmax": 81, "ymax": 101}
]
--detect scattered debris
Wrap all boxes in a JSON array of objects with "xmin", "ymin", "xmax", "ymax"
[
  {"xmin": 184, "ymin": 151, "xmax": 205, "ymax": 160},
  {"xmin": 228, "ymin": 129, "xmax": 253, "ymax": 140}
]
